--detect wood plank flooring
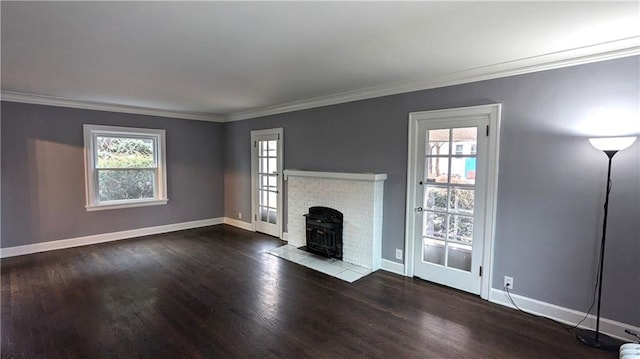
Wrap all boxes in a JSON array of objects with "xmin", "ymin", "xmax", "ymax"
[{"xmin": 1, "ymin": 225, "xmax": 618, "ymax": 358}]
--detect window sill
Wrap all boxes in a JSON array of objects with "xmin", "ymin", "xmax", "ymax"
[{"xmin": 86, "ymin": 199, "xmax": 169, "ymax": 212}]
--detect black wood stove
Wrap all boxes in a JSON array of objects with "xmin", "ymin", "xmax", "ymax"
[{"xmin": 303, "ymin": 206, "xmax": 343, "ymax": 260}]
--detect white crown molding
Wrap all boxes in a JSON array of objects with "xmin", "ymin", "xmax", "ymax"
[
  {"xmin": 0, "ymin": 217, "xmax": 224, "ymax": 258},
  {"xmin": 0, "ymin": 91, "xmax": 225, "ymax": 122},
  {"xmin": 2, "ymin": 38, "xmax": 638, "ymax": 123},
  {"xmin": 226, "ymin": 37, "xmax": 640, "ymax": 122}
]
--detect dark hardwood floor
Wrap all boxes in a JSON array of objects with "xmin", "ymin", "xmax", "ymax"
[{"xmin": 2, "ymin": 225, "xmax": 617, "ymax": 358}]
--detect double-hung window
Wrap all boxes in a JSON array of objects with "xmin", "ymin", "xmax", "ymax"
[{"xmin": 83, "ymin": 125, "xmax": 168, "ymax": 211}]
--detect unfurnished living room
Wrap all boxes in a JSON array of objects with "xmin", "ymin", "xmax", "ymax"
[{"xmin": 1, "ymin": 2, "xmax": 639, "ymax": 358}]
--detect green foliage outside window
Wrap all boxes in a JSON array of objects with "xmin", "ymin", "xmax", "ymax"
[
  {"xmin": 428, "ymin": 189, "xmax": 474, "ymax": 244},
  {"xmin": 96, "ymin": 137, "xmax": 155, "ymax": 201}
]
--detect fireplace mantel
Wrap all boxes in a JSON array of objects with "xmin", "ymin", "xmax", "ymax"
[
  {"xmin": 284, "ymin": 170, "xmax": 387, "ymax": 182},
  {"xmin": 285, "ymin": 169, "xmax": 386, "ymax": 271}
]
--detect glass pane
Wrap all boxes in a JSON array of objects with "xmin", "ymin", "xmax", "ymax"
[
  {"xmin": 423, "ymin": 238, "xmax": 445, "ymax": 265},
  {"xmin": 260, "ymin": 190, "xmax": 268, "ymax": 207},
  {"xmin": 260, "ymin": 175, "xmax": 268, "ymax": 189},
  {"xmin": 427, "ymin": 129, "xmax": 449, "ymax": 155},
  {"xmin": 447, "ymin": 243, "xmax": 472, "ymax": 271},
  {"xmin": 96, "ymin": 137, "xmax": 154, "ymax": 168},
  {"xmin": 423, "ymin": 211, "xmax": 446, "ymax": 239},
  {"xmin": 448, "ymin": 214, "xmax": 473, "ymax": 244},
  {"xmin": 265, "ymin": 175, "xmax": 276, "ymax": 191},
  {"xmin": 425, "ymin": 157, "xmax": 449, "ymax": 184},
  {"xmin": 451, "ymin": 127, "xmax": 477, "ymax": 156},
  {"xmin": 261, "ymin": 158, "xmax": 273, "ymax": 173},
  {"xmin": 268, "ymin": 158, "xmax": 277, "ymax": 174},
  {"xmin": 450, "ymin": 157, "xmax": 476, "ymax": 185},
  {"xmin": 425, "ymin": 186, "xmax": 447, "ymax": 211},
  {"xmin": 261, "ymin": 141, "xmax": 271, "ymax": 157},
  {"xmin": 98, "ymin": 169, "xmax": 154, "ymax": 201},
  {"xmin": 268, "ymin": 209, "xmax": 277, "ymax": 224},
  {"xmin": 268, "ymin": 140, "xmax": 277, "ymax": 154},
  {"xmin": 450, "ymin": 188, "xmax": 474, "ymax": 214},
  {"xmin": 268, "ymin": 191, "xmax": 277, "ymax": 209},
  {"xmin": 260, "ymin": 207, "xmax": 268, "ymax": 222}
]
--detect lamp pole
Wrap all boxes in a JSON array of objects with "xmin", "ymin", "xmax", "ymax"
[
  {"xmin": 594, "ymin": 151, "xmax": 614, "ymax": 342},
  {"xmin": 577, "ymin": 136, "xmax": 637, "ymax": 350}
]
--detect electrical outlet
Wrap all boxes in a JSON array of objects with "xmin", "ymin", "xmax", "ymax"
[
  {"xmin": 238, "ymin": 212, "xmax": 242, "ymax": 219},
  {"xmin": 395, "ymin": 249, "xmax": 403, "ymax": 260},
  {"xmin": 504, "ymin": 276, "xmax": 514, "ymax": 289}
]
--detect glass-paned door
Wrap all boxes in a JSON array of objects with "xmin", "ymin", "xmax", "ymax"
[
  {"xmin": 413, "ymin": 118, "xmax": 488, "ymax": 294},
  {"xmin": 258, "ymin": 140, "xmax": 278, "ymax": 224},
  {"xmin": 251, "ymin": 129, "xmax": 283, "ymax": 238}
]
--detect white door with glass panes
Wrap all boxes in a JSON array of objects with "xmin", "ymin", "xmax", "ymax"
[
  {"xmin": 251, "ymin": 128, "xmax": 283, "ymax": 238},
  {"xmin": 408, "ymin": 108, "xmax": 494, "ymax": 295}
]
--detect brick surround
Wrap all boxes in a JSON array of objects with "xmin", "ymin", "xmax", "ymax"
[{"xmin": 284, "ymin": 170, "xmax": 386, "ymax": 270}]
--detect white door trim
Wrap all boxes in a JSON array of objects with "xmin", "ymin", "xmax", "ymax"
[
  {"xmin": 251, "ymin": 128, "xmax": 284, "ymax": 238},
  {"xmin": 404, "ymin": 104, "xmax": 501, "ymax": 300}
]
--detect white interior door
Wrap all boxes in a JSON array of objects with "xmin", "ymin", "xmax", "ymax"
[
  {"xmin": 405, "ymin": 105, "xmax": 501, "ymax": 297},
  {"xmin": 251, "ymin": 128, "xmax": 283, "ymax": 238}
]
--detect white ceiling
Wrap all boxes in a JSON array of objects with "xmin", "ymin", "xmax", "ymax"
[{"xmin": 2, "ymin": 1, "xmax": 639, "ymax": 122}]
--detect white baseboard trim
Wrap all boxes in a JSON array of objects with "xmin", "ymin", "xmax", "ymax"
[
  {"xmin": 380, "ymin": 259, "xmax": 405, "ymax": 276},
  {"xmin": 223, "ymin": 217, "xmax": 254, "ymax": 232},
  {"xmin": 282, "ymin": 232, "xmax": 289, "ymax": 242},
  {"xmin": 489, "ymin": 288, "xmax": 639, "ymax": 342},
  {"xmin": 0, "ymin": 218, "xmax": 224, "ymax": 258}
]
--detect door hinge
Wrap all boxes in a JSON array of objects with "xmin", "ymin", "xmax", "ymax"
[
  {"xmin": 278, "ymin": 134, "xmax": 280, "ymax": 140},
  {"xmin": 479, "ymin": 266, "xmax": 483, "ymax": 277},
  {"xmin": 486, "ymin": 125, "xmax": 489, "ymax": 136},
  {"xmin": 254, "ymin": 141, "xmax": 257, "ymax": 148},
  {"xmin": 255, "ymin": 214, "xmax": 257, "ymax": 220}
]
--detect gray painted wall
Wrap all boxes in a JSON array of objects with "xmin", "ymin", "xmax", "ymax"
[
  {"xmin": 1, "ymin": 57, "xmax": 637, "ymax": 326},
  {"xmin": 1, "ymin": 102, "xmax": 225, "ymax": 248},
  {"xmin": 223, "ymin": 56, "xmax": 639, "ymax": 325}
]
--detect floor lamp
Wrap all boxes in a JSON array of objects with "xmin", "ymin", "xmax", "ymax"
[{"xmin": 576, "ymin": 136, "xmax": 637, "ymax": 351}]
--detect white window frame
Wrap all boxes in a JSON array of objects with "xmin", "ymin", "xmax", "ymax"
[{"xmin": 83, "ymin": 124, "xmax": 168, "ymax": 211}]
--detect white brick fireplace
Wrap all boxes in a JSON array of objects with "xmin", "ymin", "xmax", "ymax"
[{"xmin": 284, "ymin": 170, "xmax": 386, "ymax": 270}]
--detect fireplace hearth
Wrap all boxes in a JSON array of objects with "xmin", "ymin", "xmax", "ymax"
[{"xmin": 304, "ymin": 206, "xmax": 343, "ymax": 260}]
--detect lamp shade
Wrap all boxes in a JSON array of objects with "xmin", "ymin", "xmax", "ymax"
[{"xmin": 589, "ymin": 136, "xmax": 637, "ymax": 152}]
